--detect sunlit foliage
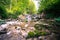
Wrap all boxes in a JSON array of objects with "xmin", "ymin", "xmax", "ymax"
[{"xmin": 0, "ymin": 0, "xmax": 36, "ymax": 19}]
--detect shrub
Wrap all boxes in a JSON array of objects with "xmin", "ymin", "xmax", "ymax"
[
  {"xmin": 34, "ymin": 30, "xmax": 49, "ymax": 36},
  {"xmin": 0, "ymin": 6, "xmax": 8, "ymax": 19},
  {"xmin": 0, "ymin": 19, "xmax": 6, "ymax": 25},
  {"xmin": 27, "ymin": 31, "xmax": 35, "ymax": 38},
  {"xmin": 34, "ymin": 30, "xmax": 41, "ymax": 37},
  {"xmin": 40, "ymin": 31, "xmax": 49, "ymax": 36},
  {"xmin": 27, "ymin": 30, "xmax": 49, "ymax": 38}
]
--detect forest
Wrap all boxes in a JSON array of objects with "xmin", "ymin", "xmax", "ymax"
[{"xmin": 0, "ymin": 0, "xmax": 60, "ymax": 40}]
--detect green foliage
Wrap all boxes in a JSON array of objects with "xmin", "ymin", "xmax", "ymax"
[
  {"xmin": 26, "ymin": 1, "xmax": 36, "ymax": 14},
  {"xmin": 34, "ymin": 30, "xmax": 49, "ymax": 36},
  {"xmin": 0, "ymin": 5, "xmax": 8, "ymax": 19},
  {"xmin": 27, "ymin": 30, "xmax": 49, "ymax": 38},
  {"xmin": 34, "ymin": 30, "xmax": 41, "ymax": 37},
  {"xmin": 0, "ymin": 0, "xmax": 36, "ymax": 19},
  {"xmin": 28, "ymin": 31, "xmax": 35, "ymax": 38},
  {"xmin": 54, "ymin": 17, "xmax": 60, "ymax": 25},
  {"xmin": 0, "ymin": 0, "xmax": 36, "ymax": 14},
  {"xmin": 38, "ymin": 0, "xmax": 60, "ymax": 18},
  {"xmin": 34, "ymin": 24, "xmax": 46, "ymax": 30},
  {"xmin": 38, "ymin": 0, "xmax": 58, "ymax": 12},
  {"xmin": 0, "ymin": 19, "xmax": 6, "ymax": 25},
  {"xmin": 55, "ymin": 17, "xmax": 60, "ymax": 22},
  {"xmin": 7, "ymin": 11, "xmax": 22, "ymax": 19},
  {"xmin": 40, "ymin": 31, "xmax": 48, "ymax": 36},
  {"xmin": 45, "ymin": 13, "xmax": 55, "ymax": 19},
  {"xmin": 34, "ymin": 24, "xmax": 41, "ymax": 30},
  {"xmin": 34, "ymin": 24, "xmax": 53, "ymax": 31}
]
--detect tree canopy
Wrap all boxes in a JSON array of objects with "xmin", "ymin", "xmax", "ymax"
[
  {"xmin": 38, "ymin": 0, "xmax": 60, "ymax": 18},
  {"xmin": 0, "ymin": 0, "xmax": 36, "ymax": 19}
]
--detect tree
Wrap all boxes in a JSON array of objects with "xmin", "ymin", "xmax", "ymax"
[
  {"xmin": 0, "ymin": 5, "xmax": 7, "ymax": 19},
  {"xmin": 38, "ymin": 0, "xmax": 60, "ymax": 18},
  {"xmin": 0, "ymin": 0, "xmax": 36, "ymax": 19}
]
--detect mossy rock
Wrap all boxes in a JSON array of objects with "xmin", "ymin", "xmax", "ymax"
[
  {"xmin": 34, "ymin": 24, "xmax": 47, "ymax": 30},
  {"xmin": 34, "ymin": 30, "xmax": 49, "ymax": 36},
  {"xmin": 27, "ymin": 30, "xmax": 50, "ymax": 38}
]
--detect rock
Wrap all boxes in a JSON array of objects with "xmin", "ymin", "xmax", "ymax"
[
  {"xmin": 21, "ymin": 30, "xmax": 28, "ymax": 38},
  {"xmin": 1, "ymin": 24, "xmax": 8, "ymax": 29},
  {"xmin": 28, "ymin": 27, "xmax": 35, "ymax": 31},
  {"xmin": 27, "ymin": 38, "xmax": 32, "ymax": 40},
  {"xmin": 16, "ymin": 26, "xmax": 21, "ymax": 30},
  {"xmin": 6, "ymin": 21, "xmax": 15, "ymax": 25},
  {"xmin": 34, "ymin": 38, "xmax": 37, "ymax": 40},
  {"xmin": 0, "ymin": 24, "xmax": 8, "ymax": 31},
  {"xmin": 25, "ymin": 24, "xmax": 28, "ymax": 28},
  {"xmin": 6, "ymin": 31, "xmax": 11, "ymax": 35},
  {"xmin": 0, "ymin": 26, "xmax": 3, "ymax": 31}
]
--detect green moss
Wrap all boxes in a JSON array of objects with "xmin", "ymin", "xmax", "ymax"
[
  {"xmin": 34, "ymin": 30, "xmax": 49, "ymax": 36},
  {"xmin": 34, "ymin": 24, "xmax": 46, "ymax": 30},
  {"xmin": 27, "ymin": 31, "xmax": 35, "ymax": 38},
  {"xmin": 0, "ymin": 6, "xmax": 8, "ymax": 19},
  {"xmin": 27, "ymin": 30, "xmax": 49, "ymax": 38}
]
